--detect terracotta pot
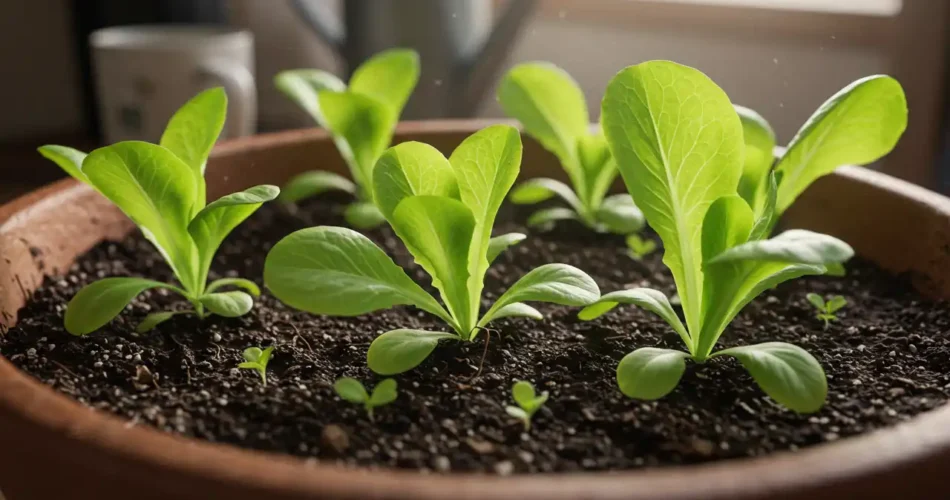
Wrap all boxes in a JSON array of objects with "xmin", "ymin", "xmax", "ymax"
[{"xmin": 1, "ymin": 120, "xmax": 949, "ymax": 500}]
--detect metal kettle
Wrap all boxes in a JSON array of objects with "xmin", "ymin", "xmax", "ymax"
[{"xmin": 290, "ymin": 0, "xmax": 536, "ymax": 118}]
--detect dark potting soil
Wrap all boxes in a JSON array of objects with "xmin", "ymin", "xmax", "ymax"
[{"xmin": 2, "ymin": 194, "xmax": 950, "ymax": 474}]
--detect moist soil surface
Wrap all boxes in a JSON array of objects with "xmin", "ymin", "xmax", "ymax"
[{"xmin": 2, "ymin": 194, "xmax": 950, "ymax": 474}]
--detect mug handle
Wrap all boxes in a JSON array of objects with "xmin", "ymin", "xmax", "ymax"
[{"xmin": 199, "ymin": 59, "xmax": 257, "ymax": 137}]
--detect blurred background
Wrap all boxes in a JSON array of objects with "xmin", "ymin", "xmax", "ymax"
[{"xmin": 1, "ymin": 0, "xmax": 947, "ymax": 202}]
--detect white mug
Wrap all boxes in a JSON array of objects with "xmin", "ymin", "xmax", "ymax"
[{"xmin": 90, "ymin": 25, "xmax": 256, "ymax": 144}]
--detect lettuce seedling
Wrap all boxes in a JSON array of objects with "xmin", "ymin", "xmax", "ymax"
[
  {"xmin": 505, "ymin": 380, "xmax": 548, "ymax": 431},
  {"xmin": 626, "ymin": 234, "xmax": 657, "ymax": 261},
  {"xmin": 265, "ymin": 125, "xmax": 601, "ymax": 375},
  {"xmin": 275, "ymin": 49, "xmax": 420, "ymax": 229},
  {"xmin": 807, "ymin": 293, "xmax": 847, "ymax": 329},
  {"xmin": 333, "ymin": 377, "xmax": 398, "ymax": 420},
  {"xmin": 498, "ymin": 62, "xmax": 645, "ymax": 234},
  {"xmin": 581, "ymin": 61, "xmax": 857, "ymax": 413},
  {"xmin": 39, "ymin": 88, "xmax": 278, "ymax": 335},
  {"xmin": 734, "ymin": 78, "xmax": 906, "ymax": 229},
  {"xmin": 239, "ymin": 346, "xmax": 275, "ymax": 386}
]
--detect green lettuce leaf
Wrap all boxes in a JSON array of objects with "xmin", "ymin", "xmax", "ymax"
[
  {"xmin": 65, "ymin": 277, "xmax": 180, "ymax": 335},
  {"xmin": 391, "ymin": 196, "xmax": 476, "ymax": 335},
  {"xmin": 448, "ymin": 124, "xmax": 522, "ymax": 326},
  {"xmin": 774, "ymin": 75, "xmax": 907, "ymax": 213},
  {"xmin": 263, "ymin": 226, "xmax": 452, "ymax": 325},
  {"xmin": 82, "ymin": 141, "xmax": 200, "ymax": 291},
  {"xmin": 159, "ymin": 87, "xmax": 227, "ymax": 213},
  {"xmin": 602, "ymin": 60, "xmax": 745, "ymax": 337}
]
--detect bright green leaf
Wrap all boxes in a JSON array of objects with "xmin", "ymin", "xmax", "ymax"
[
  {"xmin": 714, "ymin": 342, "xmax": 827, "ymax": 413},
  {"xmin": 485, "ymin": 302, "xmax": 543, "ymax": 322},
  {"xmin": 349, "ymin": 48, "xmax": 420, "ymax": 115},
  {"xmin": 38, "ymin": 145, "xmax": 89, "ymax": 185},
  {"xmin": 264, "ymin": 227, "xmax": 450, "ymax": 322},
  {"xmin": 526, "ymin": 207, "xmax": 579, "ymax": 230},
  {"xmin": 82, "ymin": 141, "xmax": 200, "ymax": 291},
  {"xmin": 318, "ymin": 90, "xmax": 393, "ymax": 191},
  {"xmin": 487, "ymin": 233, "xmax": 526, "ymax": 264},
  {"xmin": 242, "ymin": 347, "xmax": 262, "ymax": 363},
  {"xmin": 700, "ymin": 225, "xmax": 844, "ymax": 359},
  {"xmin": 391, "ymin": 196, "xmax": 476, "ymax": 334},
  {"xmin": 498, "ymin": 62, "xmax": 588, "ymax": 170},
  {"xmin": 749, "ymin": 171, "xmax": 778, "ymax": 240},
  {"xmin": 64, "ymin": 277, "xmax": 178, "ymax": 335},
  {"xmin": 274, "ymin": 69, "xmax": 346, "ymax": 125},
  {"xmin": 616, "ymin": 347, "xmax": 690, "ymax": 400},
  {"xmin": 512, "ymin": 380, "xmax": 536, "ymax": 408},
  {"xmin": 343, "ymin": 201, "xmax": 386, "ymax": 229},
  {"xmin": 240, "ymin": 346, "xmax": 273, "ymax": 385},
  {"xmin": 806, "ymin": 292, "xmax": 826, "ymax": 310},
  {"xmin": 508, "ymin": 380, "xmax": 548, "ymax": 429},
  {"xmin": 579, "ymin": 288, "xmax": 689, "ymax": 346},
  {"xmin": 701, "ymin": 195, "xmax": 755, "ymax": 265},
  {"xmin": 626, "ymin": 234, "xmax": 657, "ymax": 260},
  {"xmin": 243, "ymin": 346, "xmax": 274, "ymax": 365},
  {"xmin": 206, "ymin": 278, "xmax": 261, "ymax": 297},
  {"xmin": 372, "ymin": 141, "xmax": 460, "ymax": 220},
  {"xmin": 333, "ymin": 377, "xmax": 369, "ymax": 403},
  {"xmin": 825, "ymin": 262, "xmax": 847, "ymax": 277},
  {"xmin": 596, "ymin": 194, "xmax": 645, "ymax": 234},
  {"xmin": 160, "ymin": 87, "xmax": 227, "ymax": 211},
  {"xmin": 135, "ymin": 310, "xmax": 184, "ymax": 333},
  {"xmin": 509, "ymin": 177, "xmax": 583, "ymax": 213},
  {"xmin": 700, "ymin": 260, "xmax": 827, "ymax": 360},
  {"xmin": 257, "ymin": 346, "xmax": 274, "ymax": 366},
  {"xmin": 368, "ymin": 378, "xmax": 399, "ymax": 407},
  {"xmin": 708, "ymin": 229, "xmax": 854, "ymax": 266},
  {"xmin": 577, "ymin": 131, "xmax": 618, "ymax": 210},
  {"xmin": 279, "ymin": 171, "xmax": 356, "ymax": 203},
  {"xmin": 366, "ymin": 329, "xmax": 459, "ymax": 375},
  {"xmin": 189, "ymin": 185, "xmax": 279, "ymax": 286},
  {"xmin": 449, "ymin": 124, "xmax": 523, "ymax": 325},
  {"xmin": 826, "ymin": 295, "xmax": 847, "ymax": 313},
  {"xmin": 602, "ymin": 61, "xmax": 744, "ymax": 337},
  {"xmin": 199, "ymin": 291, "xmax": 253, "ymax": 317},
  {"xmin": 775, "ymin": 75, "xmax": 907, "ymax": 214},
  {"xmin": 505, "ymin": 406, "xmax": 529, "ymax": 421},
  {"xmin": 483, "ymin": 264, "xmax": 600, "ymax": 326},
  {"xmin": 735, "ymin": 105, "xmax": 776, "ymax": 214}
]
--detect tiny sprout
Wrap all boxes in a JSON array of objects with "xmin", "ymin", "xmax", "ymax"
[
  {"xmin": 807, "ymin": 293, "xmax": 847, "ymax": 329},
  {"xmin": 626, "ymin": 234, "xmax": 657, "ymax": 260},
  {"xmin": 333, "ymin": 377, "xmax": 398, "ymax": 420},
  {"xmin": 505, "ymin": 380, "xmax": 549, "ymax": 431},
  {"xmin": 238, "ymin": 346, "xmax": 274, "ymax": 386}
]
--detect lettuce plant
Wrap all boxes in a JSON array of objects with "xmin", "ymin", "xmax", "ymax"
[
  {"xmin": 625, "ymin": 234, "xmax": 657, "ymax": 261},
  {"xmin": 239, "ymin": 346, "xmax": 275, "ymax": 386},
  {"xmin": 582, "ymin": 61, "xmax": 860, "ymax": 413},
  {"xmin": 735, "ymin": 78, "xmax": 906, "ymax": 228},
  {"xmin": 275, "ymin": 49, "xmax": 419, "ymax": 229},
  {"xmin": 39, "ymin": 88, "xmax": 278, "ymax": 335},
  {"xmin": 333, "ymin": 377, "xmax": 398, "ymax": 420},
  {"xmin": 498, "ymin": 62, "xmax": 644, "ymax": 234},
  {"xmin": 807, "ymin": 293, "xmax": 847, "ymax": 329},
  {"xmin": 265, "ymin": 125, "xmax": 600, "ymax": 375},
  {"xmin": 505, "ymin": 380, "xmax": 548, "ymax": 431}
]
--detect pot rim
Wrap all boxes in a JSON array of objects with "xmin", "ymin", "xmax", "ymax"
[{"xmin": 2, "ymin": 119, "xmax": 950, "ymax": 500}]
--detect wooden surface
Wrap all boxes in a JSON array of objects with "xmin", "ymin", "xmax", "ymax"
[{"xmin": 1, "ymin": 120, "xmax": 950, "ymax": 499}]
